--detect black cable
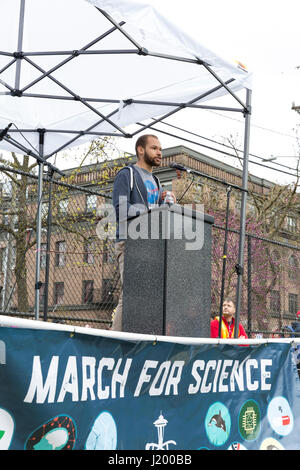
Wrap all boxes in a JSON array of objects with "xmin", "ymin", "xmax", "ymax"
[
  {"xmin": 159, "ymin": 120, "xmax": 298, "ymax": 174},
  {"xmin": 177, "ymin": 175, "xmax": 196, "ymax": 203},
  {"xmin": 143, "ymin": 122, "xmax": 299, "ymax": 179}
]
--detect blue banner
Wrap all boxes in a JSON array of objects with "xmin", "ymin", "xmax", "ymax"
[{"xmin": 1, "ymin": 325, "xmax": 300, "ymax": 450}]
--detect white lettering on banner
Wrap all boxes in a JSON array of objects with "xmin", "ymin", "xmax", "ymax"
[
  {"xmin": 23, "ymin": 355, "xmax": 273, "ymax": 404},
  {"xmin": 0, "ymin": 340, "xmax": 6, "ymax": 364},
  {"xmin": 24, "ymin": 356, "xmax": 132, "ymax": 404},
  {"xmin": 134, "ymin": 360, "xmax": 185, "ymax": 397},
  {"xmin": 81, "ymin": 356, "xmax": 96, "ymax": 401},
  {"xmin": 24, "ymin": 356, "xmax": 59, "ymax": 404},
  {"xmin": 188, "ymin": 358, "xmax": 272, "ymax": 395}
]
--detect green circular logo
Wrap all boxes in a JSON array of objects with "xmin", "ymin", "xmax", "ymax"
[{"xmin": 238, "ymin": 400, "xmax": 261, "ymax": 441}]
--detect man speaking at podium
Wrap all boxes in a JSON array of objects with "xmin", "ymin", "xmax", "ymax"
[{"xmin": 111, "ymin": 134, "xmax": 176, "ymax": 331}]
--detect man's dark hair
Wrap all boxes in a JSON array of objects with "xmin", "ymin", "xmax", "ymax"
[{"xmin": 135, "ymin": 134, "xmax": 158, "ymax": 158}]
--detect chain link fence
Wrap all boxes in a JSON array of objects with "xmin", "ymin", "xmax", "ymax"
[
  {"xmin": 0, "ymin": 164, "xmax": 119, "ymax": 329},
  {"xmin": 1, "ymin": 164, "xmax": 300, "ymax": 337},
  {"xmin": 211, "ymin": 225, "xmax": 300, "ymax": 338}
]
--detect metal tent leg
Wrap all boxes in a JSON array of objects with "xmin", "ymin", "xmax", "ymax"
[
  {"xmin": 234, "ymin": 88, "xmax": 252, "ymax": 338},
  {"xmin": 34, "ymin": 130, "xmax": 45, "ymax": 319}
]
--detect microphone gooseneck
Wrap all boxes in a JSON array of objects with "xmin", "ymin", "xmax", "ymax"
[
  {"xmin": 0, "ymin": 123, "xmax": 13, "ymax": 141},
  {"xmin": 169, "ymin": 162, "xmax": 187, "ymax": 172}
]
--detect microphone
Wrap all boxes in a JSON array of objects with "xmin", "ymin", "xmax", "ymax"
[
  {"xmin": 0, "ymin": 123, "xmax": 13, "ymax": 141},
  {"xmin": 169, "ymin": 162, "xmax": 190, "ymax": 172}
]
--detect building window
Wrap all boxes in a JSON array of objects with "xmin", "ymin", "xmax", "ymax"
[
  {"xmin": 289, "ymin": 293, "xmax": 298, "ymax": 316},
  {"xmin": 86, "ymin": 194, "xmax": 97, "ymax": 213},
  {"xmin": 11, "ymin": 246, "xmax": 16, "ymax": 269},
  {"xmin": 270, "ymin": 290, "xmax": 281, "ymax": 314},
  {"xmin": 288, "ymin": 255, "xmax": 298, "ymax": 280},
  {"xmin": 103, "ymin": 239, "xmax": 114, "ymax": 264},
  {"xmin": 287, "ymin": 216, "xmax": 297, "ymax": 233},
  {"xmin": 271, "ymin": 211, "xmax": 280, "ymax": 229},
  {"xmin": 40, "ymin": 243, "xmax": 47, "ymax": 269},
  {"xmin": 54, "ymin": 282, "xmax": 64, "ymax": 305},
  {"xmin": 235, "ymin": 198, "xmax": 241, "ymax": 212},
  {"xmin": 58, "ymin": 198, "xmax": 68, "ymax": 214},
  {"xmin": 102, "ymin": 279, "xmax": 114, "ymax": 301},
  {"xmin": 83, "ymin": 239, "xmax": 95, "ymax": 265},
  {"xmin": 55, "ymin": 241, "xmax": 66, "ymax": 267},
  {"xmin": 82, "ymin": 280, "xmax": 94, "ymax": 304},
  {"xmin": 247, "ymin": 202, "xmax": 256, "ymax": 215},
  {"xmin": 41, "ymin": 201, "xmax": 48, "ymax": 219},
  {"xmin": 0, "ymin": 247, "xmax": 5, "ymax": 272},
  {"xmin": 39, "ymin": 282, "xmax": 45, "ymax": 306}
]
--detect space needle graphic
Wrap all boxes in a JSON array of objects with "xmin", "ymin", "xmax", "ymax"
[{"xmin": 145, "ymin": 413, "xmax": 176, "ymax": 450}]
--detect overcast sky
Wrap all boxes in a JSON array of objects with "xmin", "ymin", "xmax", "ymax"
[
  {"xmin": 2, "ymin": 0, "xmax": 300, "ymax": 187},
  {"xmin": 116, "ymin": 0, "xmax": 300, "ymax": 186}
]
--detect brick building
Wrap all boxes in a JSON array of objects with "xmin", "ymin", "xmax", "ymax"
[{"xmin": 1, "ymin": 144, "xmax": 300, "ymax": 334}]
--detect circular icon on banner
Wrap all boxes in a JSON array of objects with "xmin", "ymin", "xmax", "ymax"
[
  {"xmin": 267, "ymin": 396, "xmax": 293, "ymax": 436},
  {"xmin": 228, "ymin": 441, "xmax": 247, "ymax": 450},
  {"xmin": 0, "ymin": 408, "xmax": 14, "ymax": 450},
  {"xmin": 205, "ymin": 402, "xmax": 231, "ymax": 447},
  {"xmin": 25, "ymin": 415, "xmax": 77, "ymax": 450},
  {"xmin": 238, "ymin": 399, "xmax": 261, "ymax": 441},
  {"xmin": 85, "ymin": 411, "xmax": 117, "ymax": 450},
  {"xmin": 260, "ymin": 437, "xmax": 285, "ymax": 450}
]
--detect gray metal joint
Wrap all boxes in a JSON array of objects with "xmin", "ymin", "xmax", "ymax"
[
  {"xmin": 138, "ymin": 47, "xmax": 148, "ymax": 56},
  {"xmin": 13, "ymin": 51, "xmax": 24, "ymax": 59},
  {"xmin": 235, "ymin": 264, "xmax": 244, "ymax": 276},
  {"xmin": 11, "ymin": 89, "xmax": 22, "ymax": 97},
  {"xmin": 243, "ymin": 104, "xmax": 252, "ymax": 117}
]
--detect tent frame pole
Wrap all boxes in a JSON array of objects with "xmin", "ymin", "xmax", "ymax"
[
  {"xmin": 15, "ymin": 0, "xmax": 25, "ymax": 90},
  {"xmin": 34, "ymin": 129, "xmax": 45, "ymax": 320},
  {"xmin": 234, "ymin": 88, "xmax": 252, "ymax": 338}
]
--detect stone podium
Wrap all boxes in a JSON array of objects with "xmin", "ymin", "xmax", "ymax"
[{"xmin": 121, "ymin": 204, "xmax": 213, "ymax": 337}]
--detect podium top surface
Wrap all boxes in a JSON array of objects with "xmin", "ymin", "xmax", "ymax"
[{"xmin": 122, "ymin": 204, "xmax": 214, "ymax": 225}]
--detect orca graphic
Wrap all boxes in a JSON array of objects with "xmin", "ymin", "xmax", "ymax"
[{"xmin": 208, "ymin": 410, "xmax": 226, "ymax": 432}]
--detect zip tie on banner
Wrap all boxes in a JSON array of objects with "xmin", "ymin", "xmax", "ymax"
[{"xmin": 70, "ymin": 328, "xmax": 76, "ymax": 338}]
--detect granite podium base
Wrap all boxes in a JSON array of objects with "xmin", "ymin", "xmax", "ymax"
[{"xmin": 121, "ymin": 205, "xmax": 213, "ymax": 337}]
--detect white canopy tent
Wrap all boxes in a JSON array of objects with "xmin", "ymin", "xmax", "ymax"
[{"xmin": 0, "ymin": 0, "xmax": 252, "ymax": 336}]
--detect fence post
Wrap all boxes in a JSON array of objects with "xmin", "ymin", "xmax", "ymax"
[
  {"xmin": 43, "ymin": 167, "xmax": 54, "ymax": 322},
  {"xmin": 247, "ymin": 234, "xmax": 252, "ymax": 336}
]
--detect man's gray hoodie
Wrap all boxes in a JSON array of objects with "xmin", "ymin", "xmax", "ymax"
[{"xmin": 112, "ymin": 164, "xmax": 163, "ymax": 241}]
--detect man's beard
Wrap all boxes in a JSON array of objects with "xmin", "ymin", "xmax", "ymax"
[{"xmin": 144, "ymin": 150, "xmax": 161, "ymax": 167}]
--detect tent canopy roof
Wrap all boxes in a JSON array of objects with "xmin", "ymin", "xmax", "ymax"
[{"xmin": 0, "ymin": 0, "xmax": 252, "ymax": 158}]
